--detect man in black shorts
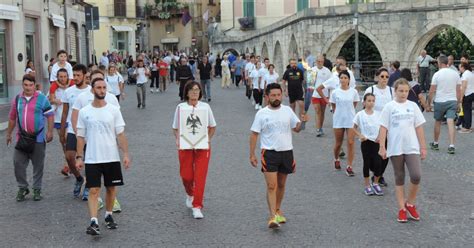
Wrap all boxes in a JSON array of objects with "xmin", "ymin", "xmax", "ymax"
[
  {"xmin": 282, "ymin": 59, "xmax": 306, "ymax": 127},
  {"xmin": 76, "ymin": 78, "xmax": 130, "ymax": 236},
  {"xmin": 250, "ymin": 83, "xmax": 306, "ymax": 229}
]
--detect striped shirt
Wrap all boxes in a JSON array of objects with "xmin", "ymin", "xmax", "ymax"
[{"xmin": 9, "ymin": 91, "xmax": 54, "ymax": 143}]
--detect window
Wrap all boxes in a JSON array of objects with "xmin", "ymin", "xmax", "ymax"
[
  {"xmin": 243, "ymin": 0, "xmax": 254, "ymax": 17},
  {"xmin": 114, "ymin": 31, "xmax": 128, "ymax": 52},
  {"xmin": 297, "ymin": 0, "xmax": 309, "ymax": 12},
  {"xmin": 114, "ymin": 0, "xmax": 126, "ymax": 17}
]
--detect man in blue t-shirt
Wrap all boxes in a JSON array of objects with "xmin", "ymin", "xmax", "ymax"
[{"xmin": 231, "ymin": 56, "xmax": 244, "ymax": 87}]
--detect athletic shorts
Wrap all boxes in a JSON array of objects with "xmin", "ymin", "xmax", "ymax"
[
  {"xmin": 66, "ymin": 133, "xmax": 77, "ymax": 151},
  {"xmin": 85, "ymin": 162, "xmax": 124, "ymax": 188},
  {"xmin": 312, "ymin": 97, "xmax": 327, "ymax": 105},
  {"xmin": 261, "ymin": 149, "xmax": 295, "ymax": 174},
  {"xmin": 288, "ymin": 89, "xmax": 304, "ymax": 104},
  {"xmin": 54, "ymin": 123, "xmax": 68, "ymax": 129},
  {"xmin": 434, "ymin": 101, "xmax": 457, "ymax": 121}
]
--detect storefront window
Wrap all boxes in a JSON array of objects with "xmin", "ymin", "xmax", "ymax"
[{"xmin": 114, "ymin": 31, "xmax": 128, "ymax": 53}]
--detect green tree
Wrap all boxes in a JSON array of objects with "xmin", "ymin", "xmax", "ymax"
[
  {"xmin": 339, "ymin": 33, "xmax": 382, "ymax": 62},
  {"xmin": 425, "ymin": 27, "xmax": 473, "ymax": 59}
]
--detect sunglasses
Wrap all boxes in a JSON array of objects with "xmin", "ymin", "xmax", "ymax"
[{"xmin": 380, "ymin": 75, "xmax": 389, "ymax": 79}]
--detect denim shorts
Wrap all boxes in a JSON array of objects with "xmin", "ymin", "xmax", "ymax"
[{"xmin": 434, "ymin": 101, "xmax": 457, "ymax": 121}]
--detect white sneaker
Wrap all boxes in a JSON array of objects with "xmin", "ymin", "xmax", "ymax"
[
  {"xmin": 255, "ymin": 104, "xmax": 259, "ymax": 110},
  {"xmin": 185, "ymin": 195, "xmax": 193, "ymax": 208},
  {"xmin": 251, "ymin": 99, "xmax": 255, "ymax": 106},
  {"xmin": 192, "ymin": 208, "xmax": 204, "ymax": 219},
  {"xmin": 150, "ymin": 89, "xmax": 154, "ymax": 93}
]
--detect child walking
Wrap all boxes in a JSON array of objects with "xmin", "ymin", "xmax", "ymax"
[
  {"xmin": 378, "ymin": 78, "xmax": 427, "ymax": 223},
  {"xmin": 352, "ymin": 93, "xmax": 383, "ymax": 196}
]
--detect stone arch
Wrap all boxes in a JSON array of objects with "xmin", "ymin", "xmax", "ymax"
[
  {"xmin": 261, "ymin": 42, "xmax": 269, "ymax": 59},
  {"xmin": 252, "ymin": 46, "xmax": 257, "ymax": 55},
  {"xmin": 403, "ymin": 20, "xmax": 474, "ymax": 63},
  {"xmin": 222, "ymin": 48, "xmax": 239, "ymax": 56},
  {"xmin": 323, "ymin": 23, "xmax": 387, "ymax": 62},
  {"xmin": 274, "ymin": 41, "xmax": 284, "ymax": 76},
  {"xmin": 288, "ymin": 34, "xmax": 299, "ymax": 60},
  {"xmin": 245, "ymin": 47, "xmax": 250, "ymax": 54}
]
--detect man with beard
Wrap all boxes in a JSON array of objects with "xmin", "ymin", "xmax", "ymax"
[
  {"xmin": 60, "ymin": 64, "xmax": 92, "ymax": 200},
  {"xmin": 249, "ymin": 83, "xmax": 307, "ymax": 229},
  {"xmin": 76, "ymin": 78, "xmax": 130, "ymax": 235}
]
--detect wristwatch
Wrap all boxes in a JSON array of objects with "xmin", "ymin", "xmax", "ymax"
[{"xmin": 75, "ymin": 155, "xmax": 83, "ymax": 160}]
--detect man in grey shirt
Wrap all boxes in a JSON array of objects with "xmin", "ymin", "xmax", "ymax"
[{"xmin": 417, "ymin": 50, "xmax": 435, "ymax": 92}]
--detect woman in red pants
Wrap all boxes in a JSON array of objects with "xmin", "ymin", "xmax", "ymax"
[{"xmin": 172, "ymin": 81, "xmax": 216, "ymax": 219}]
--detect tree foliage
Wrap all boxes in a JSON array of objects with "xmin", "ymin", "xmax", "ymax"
[
  {"xmin": 425, "ymin": 27, "xmax": 473, "ymax": 59},
  {"xmin": 339, "ymin": 33, "xmax": 382, "ymax": 62}
]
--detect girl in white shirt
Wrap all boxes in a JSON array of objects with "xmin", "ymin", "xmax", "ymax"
[
  {"xmin": 106, "ymin": 63, "xmax": 125, "ymax": 101},
  {"xmin": 378, "ymin": 78, "xmax": 427, "ymax": 223},
  {"xmin": 329, "ymin": 70, "xmax": 359, "ymax": 176},
  {"xmin": 352, "ymin": 93, "xmax": 383, "ymax": 196}
]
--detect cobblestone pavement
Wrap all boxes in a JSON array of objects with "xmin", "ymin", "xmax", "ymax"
[{"xmin": 0, "ymin": 79, "xmax": 473, "ymax": 247}]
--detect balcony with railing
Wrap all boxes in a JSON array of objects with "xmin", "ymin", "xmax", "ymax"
[
  {"xmin": 106, "ymin": 3, "xmax": 136, "ymax": 18},
  {"xmin": 136, "ymin": 5, "xmax": 146, "ymax": 19}
]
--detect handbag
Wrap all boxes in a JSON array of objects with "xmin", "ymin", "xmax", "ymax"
[{"xmin": 14, "ymin": 95, "xmax": 42, "ymax": 153}]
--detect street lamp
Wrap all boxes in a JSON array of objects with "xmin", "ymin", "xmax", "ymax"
[{"xmin": 353, "ymin": 12, "xmax": 361, "ymax": 81}]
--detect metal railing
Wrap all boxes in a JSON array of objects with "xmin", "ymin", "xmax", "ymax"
[{"xmin": 347, "ymin": 61, "xmax": 419, "ymax": 84}]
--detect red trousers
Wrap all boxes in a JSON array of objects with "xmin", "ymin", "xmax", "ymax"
[{"xmin": 178, "ymin": 149, "xmax": 211, "ymax": 209}]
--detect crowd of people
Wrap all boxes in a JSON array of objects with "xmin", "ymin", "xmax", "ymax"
[{"xmin": 5, "ymin": 46, "xmax": 474, "ymax": 237}]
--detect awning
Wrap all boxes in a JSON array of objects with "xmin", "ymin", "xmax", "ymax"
[
  {"xmin": 50, "ymin": 14, "xmax": 65, "ymax": 28},
  {"xmin": 112, "ymin": 25, "xmax": 134, "ymax": 32},
  {"xmin": 0, "ymin": 4, "xmax": 20, "ymax": 21}
]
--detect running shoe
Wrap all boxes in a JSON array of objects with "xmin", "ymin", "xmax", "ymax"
[
  {"xmin": 60, "ymin": 165, "xmax": 70, "ymax": 177},
  {"xmin": 345, "ymin": 166, "xmax": 355, "ymax": 177},
  {"xmin": 73, "ymin": 178, "xmax": 84, "ymax": 197},
  {"xmin": 339, "ymin": 149, "xmax": 346, "ymax": 158},
  {"xmin": 208, "ymin": 98, "xmax": 211, "ymax": 102},
  {"xmin": 86, "ymin": 221, "xmax": 101, "ymax": 235},
  {"xmin": 364, "ymin": 186, "xmax": 374, "ymax": 196},
  {"xmin": 429, "ymin": 142, "xmax": 439, "ymax": 151},
  {"xmin": 459, "ymin": 128, "xmax": 472, "ymax": 134},
  {"xmin": 316, "ymin": 128, "xmax": 324, "ymax": 137},
  {"xmin": 186, "ymin": 195, "xmax": 194, "ymax": 208},
  {"xmin": 448, "ymin": 146, "xmax": 455, "ymax": 154},
  {"xmin": 397, "ymin": 209, "xmax": 408, "ymax": 223},
  {"xmin": 192, "ymin": 208, "xmax": 204, "ymax": 219},
  {"xmin": 82, "ymin": 188, "xmax": 89, "ymax": 201},
  {"xmin": 275, "ymin": 210, "xmax": 286, "ymax": 224},
  {"xmin": 112, "ymin": 198, "xmax": 121, "ymax": 213},
  {"xmin": 105, "ymin": 215, "xmax": 118, "ymax": 229},
  {"xmin": 334, "ymin": 160, "xmax": 341, "ymax": 170},
  {"xmin": 379, "ymin": 177, "xmax": 388, "ymax": 187},
  {"xmin": 267, "ymin": 216, "xmax": 280, "ymax": 229},
  {"xmin": 33, "ymin": 189, "xmax": 42, "ymax": 201},
  {"xmin": 371, "ymin": 183, "xmax": 384, "ymax": 196},
  {"xmin": 16, "ymin": 188, "xmax": 30, "ymax": 202},
  {"xmin": 98, "ymin": 197, "xmax": 104, "ymax": 210},
  {"xmin": 405, "ymin": 203, "xmax": 420, "ymax": 221}
]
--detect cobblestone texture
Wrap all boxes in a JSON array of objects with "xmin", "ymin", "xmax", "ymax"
[{"xmin": 0, "ymin": 79, "xmax": 473, "ymax": 247}]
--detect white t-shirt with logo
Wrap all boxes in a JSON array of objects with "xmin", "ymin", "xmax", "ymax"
[
  {"xmin": 264, "ymin": 72, "xmax": 279, "ymax": 87},
  {"xmin": 135, "ymin": 67, "xmax": 148, "ymax": 84},
  {"xmin": 380, "ymin": 100, "xmax": 426, "ymax": 157},
  {"xmin": 72, "ymin": 91, "xmax": 120, "ymax": 111},
  {"xmin": 364, "ymin": 85, "xmax": 394, "ymax": 112},
  {"xmin": 250, "ymin": 105, "xmax": 300, "ymax": 151},
  {"xmin": 50, "ymin": 62, "xmax": 73, "ymax": 82},
  {"xmin": 250, "ymin": 69, "xmax": 261, "ymax": 89},
  {"xmin": 172, "ymin": 101, "xmax": 217, "ymax": 129},
  {"xmin": 312, "ymin": 66, "xmax": 332, "ymax": 98},
  {"xmin": 77, "ymin": 103, "xmax": 125, "ymax": 164},
  {"xmin": 431, "ymin": 68, "xmax": 461, "ymax": 102},
  {"xmin": 61, "ymin": 85, "xmax": 92, "ymax": 134},
  {"xmin": 106, "ymin": 73, "xmax": 124, "ymax": 96},
  {"xmin": 353, "ymin": 110, "xmax": 381, "ymax": 142},
  {"xmin": 461, "ymin": 70, "xmax": 474, "ymax": 96},
  {"xmin": 330, "ymin": 88, "xmax": 360, "ymax": 128}
]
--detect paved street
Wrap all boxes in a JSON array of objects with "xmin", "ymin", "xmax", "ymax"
[{"xmin": 0, "ymin": 78, "xmax": 473, "ymax": 247}]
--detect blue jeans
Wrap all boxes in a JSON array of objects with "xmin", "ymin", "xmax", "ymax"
[
  {"xmin": 304, "ymin": 89, "xmax": 314, "ymax": 112},
  {"xmin": 201, "ymin": 79, "xmax": 211, "ymax": 99}
]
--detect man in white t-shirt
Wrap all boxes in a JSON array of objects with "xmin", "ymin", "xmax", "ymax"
[
  {"xmin": 60, "ymin": 64, "xmax": 92, "ymax": 199},
  {"xmin": 311, "ymin": 55, "xmax": 332, "ymax": 137},
  {"xmin": 249, "ymin": 83, "xmax": 307, "ymax": 229},
  {"xmin": 245, "ymin": 55, "xmax": 256, "ymax": 101},
  {"xmin": 332, "ymin": 56, "xmax": 356, "ymax": 88},
  {"xmin": 427, "ymin": 55, "xmax": 462, "ymax": 154},
  {"xmin": 76, "ymin": 77, "xmax": 130, "ymax": 236}
]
